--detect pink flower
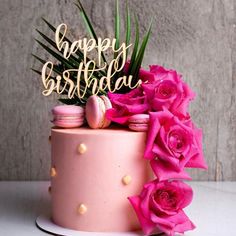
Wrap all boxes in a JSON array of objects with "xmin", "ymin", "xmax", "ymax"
[
  {"xmin": 145, "ymin": 110, "xmax": 207, "ymax": 181},
  {"xmin": 128, "ymin": 180, "xmax": 195, "ymax": 236},
  {"xmin": 106, "ymin": 87, "xmax": 149, "ymax": 124},
  {"xmin": 141, "ymin": 65, "xmax": 195, "ymax": 118}
]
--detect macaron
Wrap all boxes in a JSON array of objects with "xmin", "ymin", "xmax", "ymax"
[
  {"xmin": 85, "ymin": 95, "xmax": 112, "ymax": 129},
  {"xmin": 128, "ymin": 114, "xmax": 150, "ymax": 132},
  {"xmin": 52, "ymin": 105, "xmax": 85, "ymax": 128}
]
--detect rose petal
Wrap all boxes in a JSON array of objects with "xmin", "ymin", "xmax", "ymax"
[
  {"xmin": 139, "ymin": 68, "xmax": 156, "ymax": 83},
  {"xmin": 144, "ymin": 112, "xmax": 162, "ymax": 160},
  {"xmin": 150, "ymin": 209, "xmax": 195, "ymax": 236},
  {"xmin": 128, "ymin": 196, "xmax": 156, "ymax": 235},
  {"xmin": 169, "ymin": 181, "xmax": 193, "ymax": 209},
  {"xmin": 186, "ymin": 128, "xmax": 208, "ymax": 169},
  {"xmin": 106, "ymin": 108, "xmax": 130, "ymax": 124},
  {"xmin": 173, "ymin": 211, "xmax": 196, "ymax": 233},
  {"xmin": 107, "ymin": 87, "xmax": 149, "ymax": 125},
  {"xmin": 150, "ymin": 159, "xmax": 192, "ymax": 181}
]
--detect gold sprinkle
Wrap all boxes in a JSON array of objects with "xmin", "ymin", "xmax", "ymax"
[
  {"xmin": 50, "ymin": 167, "xmax": 57, "ymax": 177},
  {"xmin": 78, "ymin": 143, "xmax": 87, "ymax": 154},
  {"xmin": 122, "ymin": 175, "xmax": 132, "ymax": 185},
  {"xmin": 77, "ymin": 204, "xmax": 87, "ymax": 215}
]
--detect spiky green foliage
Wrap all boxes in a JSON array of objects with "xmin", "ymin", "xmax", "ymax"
[
  {"xmin": 32, "ymin": 0, "xmax": 152, "ymax": 105},
  {"xmin": 125, "ymin": 0, "xmax": 131, "ymax": 58},
  {"xmin": 114, "ymin": 0, "xmax": 120, "ymax": 59}
]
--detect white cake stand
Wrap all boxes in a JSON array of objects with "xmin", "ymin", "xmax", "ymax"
[{"xmin": 36, "ymin": 214, "xmax": 146, "ymax": 236}]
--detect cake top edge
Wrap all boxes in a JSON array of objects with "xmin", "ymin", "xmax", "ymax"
[{"xmin": 51, "ymin": 126, "xmax": 146, "ymax": 135}]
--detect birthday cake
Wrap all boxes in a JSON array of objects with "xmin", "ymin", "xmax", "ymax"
[
  {"xmin": 33, "ymin": 0, "xmax": 207, "ymax": 235},
  {"xmin": 51, "ymin": 127, "xmax": 150, "ymax": 232}
]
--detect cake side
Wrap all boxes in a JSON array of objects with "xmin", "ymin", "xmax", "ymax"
[{"xmin": 51, "ymin": 127, "xmax": 150, "ymax": 232}]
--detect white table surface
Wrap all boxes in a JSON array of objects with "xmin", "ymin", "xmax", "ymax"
[{"xmin": 0, "ymin": 181, "xmax": 235, "ymax": 236}]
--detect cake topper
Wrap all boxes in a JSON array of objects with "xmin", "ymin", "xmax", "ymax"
[{"xmin": 32, "ymin": 0, "xmax": 152, "ymax": 105}]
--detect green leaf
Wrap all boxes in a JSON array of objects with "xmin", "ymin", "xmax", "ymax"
[
  {"xmin": 75, "ymin": 0, "xmax": 107, "ymax": 65},
  {"xmin": 31, "ymin": 68, "xmax": 42, "ymax": 76},
  {"xmin": 36, "ymin": 28, "xmax": 85, "ymax": 69},
  {"xmin": 75, "ymin": 1, "xmax": 98, "ymax": 41},
  {"xmin": 39, "ymin": 21, "xmax": 107, "ymax": 77},
  {"xmin": 114, "ymin": 0, "xmax": 120, "ymax": 59},
  {"xmin": 35, "ymin": 39, "xmax": 75, "ymax": 69},
  {"xmin": 32, "ymin": 54, "xmax": 64, "ymax": 75},
  {"xmin": 36, "ymin": 29, "xmax": 84, "ymax": 71},
  {"xmin": 41, "ymin": 18, "xmax": 84, "ymax": 60},
  {"xmin": 41, "ymin": 18, "xmax": 106, "ymax": 77},
  {"xmin": 37, "ymin": 29, "xmax": 106, "ymax": 79},
  {"xmin": 128, "ymin": 15, "xmax": 139, "ymax": 74},
  {"xmin": 125, "ymin": 0, "xmax": 131, "ymax": 58},
  {"xmin": 59, "ymin": 98, "xmax": 85, "ymax": 105},
  {"xmin": 131, "ymin": 19, "xmax": 152, "ymax": 79},
  {"xmin": 36, "ymin": 29, "xmax": 83, "ymax": 64}
]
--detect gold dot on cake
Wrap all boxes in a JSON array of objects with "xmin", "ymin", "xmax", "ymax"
[
  {"xmin": 78, "ymin": 143, "xmax": 87, "ymax": 154},
  {"xmin": 50, "ymin": 167, "xmax": 57, "ymax": 177},
  {"xmin": 77, "ymin": 204, "xmax": 87, "ymax": 215},
  {"xmin": 122, "ymin": 175, "xmax": 132, "ymax": 185}
]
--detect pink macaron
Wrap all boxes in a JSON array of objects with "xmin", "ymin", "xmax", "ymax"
[
  {"xmin": 128, "ymin": 114, "xmax": 150, "ymax": 132},
  {"xmin": 85, "ymin": 95, "xmax": 112, "ymax": 129},
  {"xmin": 52, "ymin": 105, "xmax": 85, "ymax": 128}
]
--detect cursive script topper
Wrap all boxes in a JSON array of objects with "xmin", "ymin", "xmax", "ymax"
[{"xmin": 41, "ymin": 23, "xmax": 141, "ymax": 99}]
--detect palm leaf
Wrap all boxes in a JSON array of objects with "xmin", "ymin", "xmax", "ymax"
[
  {"xmin": 40, "ymin": 20, "xmax": 107, "ymax": 77},
  {"xmin": 128, "ymin": 15, "xmax": 139, "ymax": 74},
  {"xmin": 36, "ymin": 29, "xmax": 105, "ymax": 79},
  {"xmin": 125, "ymin": 0, "xmax": 131, "ymax": 58},
  {"xmin": 114, "ymin": 0, "xmax": 120, "ymax": 59},
  {"xmin": 59, "ymin": 98, "xmax": 86, "ymax": 105},
  {"xmin": 36, "ymin": 29, "xmax": 83, "ymax": 64},
  {"xmin": 35, "ymin": 39, "xmax": 75, "ymax": 70},
  {"xmin": 42, "ymin": 17, "xmax": 83, "ymax": 59},
  {"xmin": 130, "ymin": 20, "xmax": 152, "ymax": 79},
  {"xmin": 31, "ymin": 68, "xmax": 42, "ymax": 76},
  {"xmin": 75, "ymin": 0, "xmax": 107, "ymax": 65},
  {"xmin": 32, "ymin": 54, "xmax": 65, "ymax": 76},
  {"xmin": 42, "ymin": 18, "xmax": 84, "ymax": 60}
]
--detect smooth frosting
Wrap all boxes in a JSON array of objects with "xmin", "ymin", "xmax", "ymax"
[{"xmin": 51, "ymin": 127, "xmax": 151, "ymax": 232}]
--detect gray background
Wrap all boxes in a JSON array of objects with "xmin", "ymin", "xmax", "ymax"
[{"xmin": 0, "ymin": 0, "xmax": 235, "ymax": 181}]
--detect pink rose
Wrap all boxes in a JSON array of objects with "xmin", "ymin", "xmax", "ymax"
[
  {"xmin": 145, "ymin": 110, "xmax": 207, "ymax": 181},
  {"xmin": 106, "ymin": 87, "xmax": 149, "ymax": 124},
  {"xmin": 128, "ymin": 180, "xmax": 195, "ymax": 236},
  {"xmin": 141, "ymin": 65, "xmax": 195, "ymax": 118}
]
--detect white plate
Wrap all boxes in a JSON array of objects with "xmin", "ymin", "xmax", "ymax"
[{"xmin": 36, "ymin": 214, "xmax": 145, "ymax": 236}]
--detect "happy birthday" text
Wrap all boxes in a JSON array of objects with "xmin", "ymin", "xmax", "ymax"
[{"xmin": 41, "ymin": 23, "xmax": 141, "ymax": 99}]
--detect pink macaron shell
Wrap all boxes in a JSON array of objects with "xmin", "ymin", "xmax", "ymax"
[
  {"xmin": 128, "ymin": 114, "xmax": 150, "ymax": 124},
  {"xmin": 52, "ymin": 105, "xmax": 84, "ymax": 116},
  {"xmin": 128, "ymin": 123, "xmax": 149, "ymax": 132},
  {"xmin": 86, "ymin": 95, "xmax": 104, "ymax": 129},
  {"xmin": 100, "ymin": 95, "xmax": 112, "ymax": 128},
  {"xmin": 53, "ymin": 118, "xmax": 84, "ymax": 128}
]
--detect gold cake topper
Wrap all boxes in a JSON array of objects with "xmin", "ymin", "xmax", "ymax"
[{"xmin": 41, "ymin": 23, "xmax": 141, "ymax": 99}]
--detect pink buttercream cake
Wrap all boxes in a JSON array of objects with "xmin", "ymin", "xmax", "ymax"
[{"xmin": 50, "ymin": 127, "xmax": 150, "ymax": 232}]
